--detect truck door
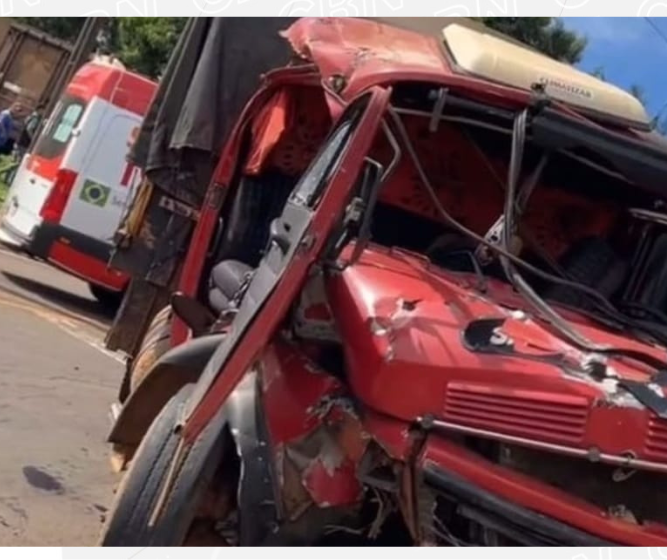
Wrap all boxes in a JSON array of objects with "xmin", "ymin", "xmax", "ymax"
[{"xmin": 181, "ymin": 88, "xmax": 389, "ymax": 441}]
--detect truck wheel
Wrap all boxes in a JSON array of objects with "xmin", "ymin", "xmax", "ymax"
[
  {"xmin": 100, "ymin": 384, "xmax": 228, "ymax": 546},
  {"xmin": 89, "ymin": 283, "xmax": 124, "ymax": 311},
  {"xmin": 125, "ymin": 305, "xmax": 173, "ymax": 397},
  {"xmin": 112, "ymin": 304, "xmax": 174, "ymax": 471}
]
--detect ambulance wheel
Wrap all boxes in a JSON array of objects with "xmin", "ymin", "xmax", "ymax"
[
  {"xmin": 89, "ymin": 283, "xmax": 124, "ymax": 311},
  {"xmin": 100, "ymin": 384, "xmax": 228, "ymax": 546}
]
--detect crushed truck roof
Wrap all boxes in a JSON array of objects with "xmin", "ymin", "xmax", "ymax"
[{"xmin": 286, "ymin": 18, "xmax": 650, "ymax": 130}]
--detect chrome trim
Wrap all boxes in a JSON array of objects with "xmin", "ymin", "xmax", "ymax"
[{"xmin": 425, "ymin": 418, "xmax": 667, "ymax": 474}]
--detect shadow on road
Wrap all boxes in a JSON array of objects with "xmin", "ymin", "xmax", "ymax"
[{"xmin": 0, "ymin": 271, "xmax": 115, "ymax": 326}]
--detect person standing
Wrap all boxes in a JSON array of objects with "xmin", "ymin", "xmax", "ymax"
[
  {"xmin": 0, "ymin": 102, "xmax": 23, "ymax": 155},
  {"xmin": 16, "ymin": 103, "xmax": 44, "ymax": 158}
]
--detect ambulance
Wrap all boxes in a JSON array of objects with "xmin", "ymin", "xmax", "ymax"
[{"xmin": 0, "ymin": 58, "xmax": 157, "ymax": 308}]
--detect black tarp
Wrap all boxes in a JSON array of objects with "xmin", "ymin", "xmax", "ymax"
[{"xmin": 129, "ymin": 17, "xmax": 297, "ymax": 207}]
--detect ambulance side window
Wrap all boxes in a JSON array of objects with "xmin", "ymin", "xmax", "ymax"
[{"xmin": 33, "ymin": 95, "xmax": 86, "ymax": 160}]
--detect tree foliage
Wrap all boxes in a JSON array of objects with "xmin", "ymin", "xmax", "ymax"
[
  {"xmin": 472, "ymin": 17, "xmax": 587, "ymax": 64},
  {"xmin": 108, "ymin": 18, "xmax": 186, "ymax": 79}
]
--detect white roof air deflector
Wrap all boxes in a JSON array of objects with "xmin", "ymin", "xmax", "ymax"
[{"xmin": 442, "ymin": 23, "xmax": 650, "ymax": 129}]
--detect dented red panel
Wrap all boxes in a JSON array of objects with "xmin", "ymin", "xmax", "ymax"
[
  {"xmin": 326, "ymin": 244, "xmax": 665, "ymax": 462},
  {"xmin": 284, "ymin": 18, "xmax": 546, "ymax": 110},
  {"xmin": 285, "ymin": 17, "xmax": 447, "ymax": 87},
  {"xmin": 302, "ymin": 457, "xmax": 361, "ymax": 507},
  {"xmin": 261, "ymin": 343, "xmax": 343, "ymax": 445},
  {"xmin": 362, "ymin": 411, "xmax": 415, "ymax": 460},
  {"xmin": 260, "ymin": 342, "xmax": 365, "ymax": 509}
]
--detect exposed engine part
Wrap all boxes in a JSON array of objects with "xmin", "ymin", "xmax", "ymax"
[
  {"xmin": 500, "ymin": 445, "xmax": 667, "ymax": 527},
  {"xmin": 418, "ymin": 463, "xmax": 611, "ymax": 546}
]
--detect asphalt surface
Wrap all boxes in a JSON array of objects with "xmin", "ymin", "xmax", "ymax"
[
  {"xmin": 0, "ymin": 247, "xmax": 114, "ymax": 329},
  {"xmin": 0, "ymin": 247, "xmax": 123, "ymax": 545}
]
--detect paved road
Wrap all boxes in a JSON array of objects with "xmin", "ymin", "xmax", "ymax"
[
  {"xmin": 0, "ymin": 248, "xmax": 123, "ymax": 545},
  {"xmin": 0, "ymin": 246, "xmax": 114, "ymax": 329}
]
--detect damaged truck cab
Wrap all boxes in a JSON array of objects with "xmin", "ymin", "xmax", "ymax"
[{"xmin": 102, "ymin": 18, "xmax": 667, "ymax": 546}]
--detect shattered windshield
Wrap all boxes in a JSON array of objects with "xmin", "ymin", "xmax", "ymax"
[{"xmin": 358, "ymin": 86, "xmax": 667, "ymax": 373}]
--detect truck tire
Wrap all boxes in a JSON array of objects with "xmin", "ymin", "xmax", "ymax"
[
  {"xmin": 100, "ymin": 384, "xmax": 189, "ymax": 546},
  {"xmin": 112, "ymin": 304, "xmax": 174, "ymax": 471},
  {"xmin": 100, "ymin": 384, "xmax": 228, "ymax": 546},
  {"xmin": 89, "ymin": 283, "xmax": 125, "ymax": 311},
  {"xmin": 123, "ymin": 305, "xmax": 173, "ymax": 399}
]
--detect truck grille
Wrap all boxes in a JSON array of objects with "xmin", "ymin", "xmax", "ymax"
[
  {"xmin": 645, "ymin": 416, "xmax": 667, "ymax": 461},
  {"xmin": 443, "ymin": 384, "xmax": 588, "ymax": 445}
]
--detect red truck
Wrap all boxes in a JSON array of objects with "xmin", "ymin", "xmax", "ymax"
[{"xmin": 100, "ymin": 17, "xmax": 667, "ymax": 546}]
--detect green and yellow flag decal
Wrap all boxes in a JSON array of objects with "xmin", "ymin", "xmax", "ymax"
[{"xmin": 79, "ymin": 180, "xmax": 110, "ymax": 208}]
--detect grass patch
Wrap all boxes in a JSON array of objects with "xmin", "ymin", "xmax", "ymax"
[{"xmin": 0, "ymin": 154, "xmax": 14, "ymax": 205}]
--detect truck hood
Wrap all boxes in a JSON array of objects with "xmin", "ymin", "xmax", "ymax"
[
  {"xmin": 334, "ymin": 245, "xmax": 666, "ymax": 377},
  {"xmin": 325, "ymin": 245, "xmax": 667, "ymax": 464}
]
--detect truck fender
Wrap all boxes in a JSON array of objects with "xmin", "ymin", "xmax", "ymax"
[
  {"xmin": 108, "ymin": 333, "xmax": 225, "ymax": 447},
  {"xmin": 222, "ymin": 370, "xmax": 281, "ymax": 546},
  {"xmin": 221, "ymin": 367, "xmax": 359, "ymax": 545},
  {"xmin": 103, "ymin": 370, "xmax": 281, "ymax": 546}
]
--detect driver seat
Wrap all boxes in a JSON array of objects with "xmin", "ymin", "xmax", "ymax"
[
  {"xmin": 208, "ymin": 259, "xmax": 254, "ymax": 313},
  {"xmin": 205, "ymin": 172, "xmax": 294, "ymax": 314}
]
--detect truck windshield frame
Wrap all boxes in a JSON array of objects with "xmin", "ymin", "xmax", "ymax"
[{"xmin": 290, "ymin": 99, "xmax": 368, "ymax": 208}]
